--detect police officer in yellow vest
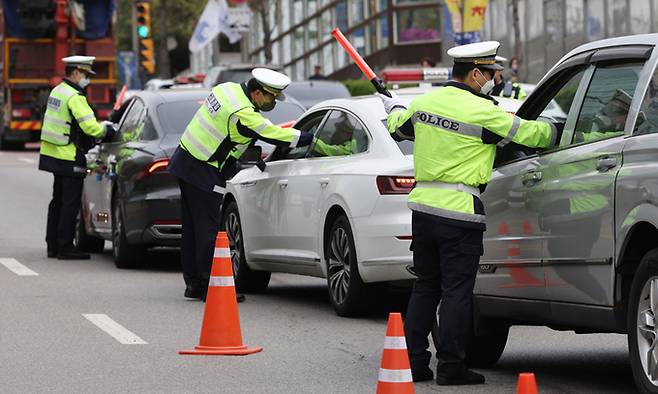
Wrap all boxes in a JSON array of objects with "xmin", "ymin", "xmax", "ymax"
[
  {"xmin": 491, "ymin": 55, "xmax": 526, "ymax": 101},
  {"xmin": 168, "ymin": 68, "xmax": 312, "ymax": 301},
  {"xmin": 39, "ymin": 56, "xmax": 115, "ymax": 260},
  {"xmin": 379, "ymin": 41, "xmax": 562, "ymax": 386}
]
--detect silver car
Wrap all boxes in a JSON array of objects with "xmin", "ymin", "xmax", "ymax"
[{"xmin": 464, "ymin": 33, "xmax": 658, "ymax": 393}]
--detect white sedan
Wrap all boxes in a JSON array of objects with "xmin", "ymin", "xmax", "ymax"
[{"xmin": 221, "ymin": 94, "xmax": 416, "ymax": 316}]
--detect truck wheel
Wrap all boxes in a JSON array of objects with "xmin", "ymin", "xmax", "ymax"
[
  {"xmin": 628, "ymin": 248, "xmax": 658, "ymax": 393},
  {"xmin": 325, "ymin": 215, "xmax": 368, "ymax": 317},
  {"xmin": 111, "ymin": 199, "xmax": 145, "ymax": 269},
  {"xmin": 74, "ymin": 212, "xmax": 105, "ymax": 253},
  {"xmin": 223, "ymin": 201, "xmax": 270, "ymax": 293},
  {"xmin": 431, "ymin": 301, "xmax": 509, "ymax": 368}
]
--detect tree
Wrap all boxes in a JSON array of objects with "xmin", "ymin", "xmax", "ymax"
[
  {"xmin": 155, "ymin": 0, "xmax": 171, "ymax": 77},
  {"xmin": 247, "ymin": 0, "xmax": 281, "ymax": 63},
  {"xmin": 510, "ymin": 0, "xmax": 522, "ymax": 78}
]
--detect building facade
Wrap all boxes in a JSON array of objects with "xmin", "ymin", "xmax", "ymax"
[
  {"xmin": 246, "ymin": 0, "xmax": 444, "ymax": 80},
  {"xmin": 245, "ymin": 0, "xmax": 658, "ymax": 83}
]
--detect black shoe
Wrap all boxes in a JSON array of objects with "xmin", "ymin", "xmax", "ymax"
[
  {"xmin": 436, "ymin": 366, "xmax": 485, "ymax": 386},
  {"xmin": 236, "ymin": 293, "xmax": 246, "ymax": 303},
  {"xmin": 184, "ymin": 286, "xmax": 204, "ymax": 299},
  {"xmin": 57, "ymin": 248, "xmax": 90, "ymax": 260},
  {"xmin": 411, "ymin": 366, "xmax": 434, "ymax": 382},
  {"xmin": 47, "ymin": 249, "xmax": 58, "ymax": 258}
]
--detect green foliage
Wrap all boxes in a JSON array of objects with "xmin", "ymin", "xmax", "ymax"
[{"xmin": 342, "ymin": 80, "xmax": 376, "ymax": 96}]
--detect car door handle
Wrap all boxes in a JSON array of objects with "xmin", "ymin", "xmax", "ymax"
[
  {"xmin": 240, "ymin": 181, "xmax": 258, "ymax": 187},
  {"xmin": 319, "ymin": 177, "xmax": 330, "ymax": 188},
  {"xmin": 277, "ymin": 179, "xmax": 288, "ymax": 189},
  {"xmin": 596, "ymin": 156, "xmax": 617, "ymax": 172},
  {"xmin": 521, "ymin": 171, "xmax": 542, "ymax": 186}
]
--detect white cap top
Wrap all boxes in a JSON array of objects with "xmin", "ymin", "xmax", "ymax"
[
  {"xmin": 447, "ymin": 41, "xmax": 502, "ymax": 71},
  {"xmin": 62, "ymin": 55, "xmax": 96, "ymax": 74},
  {"xmin": 252, "ymin": 68, "xmax": 291, "ymax": 97}
]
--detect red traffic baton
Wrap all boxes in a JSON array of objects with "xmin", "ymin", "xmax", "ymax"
[
  {"xmin": 113, "ymin": 84, "xmax": 128, "ymax": 110},
  {"xmin": 331, "ymin": 28, "xmax": 391, "ymax": 98}
]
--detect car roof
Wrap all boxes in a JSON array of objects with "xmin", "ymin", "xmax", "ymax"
[{"xmin": 132, "ymin": 88, "xmax": 209, "ymax": 107}]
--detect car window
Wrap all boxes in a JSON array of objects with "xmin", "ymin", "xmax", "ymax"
[
  {"xmin": 634, "ymin": 65, "xmax": 658, "ymax": 135},
  {"xmin": 309, "ymin": 110, "xmax": 368, "ymax": 158},
  {"xmin": 117, "ymin": 99, "xmax": 146, "ymax": 142},
  {"xmin": 572, "ymin": 62, "xmax": 643, "ymax": 144},
  {"xmin": 282, "ymin": 110, "xmax": 328, "ymax": 159},
  {"xmin": 156, "ymin": 100, "xmax": 202, "ymax": 135}
]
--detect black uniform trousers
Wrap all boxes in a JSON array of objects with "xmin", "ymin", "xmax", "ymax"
[
  {"xmin": 405, "ymin": 210, "xmax": 483, "ymax": 370},
  {"xmin": 178, "ymin": 178, "xmax": 223, "ymax": 291},
  {"xmin": 46, "ymin": 174, "xmax": 84, "ymax": 251}
]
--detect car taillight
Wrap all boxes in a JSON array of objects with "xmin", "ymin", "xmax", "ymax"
[
  {"xmin": 376, "ymin": 176, "xmax": 415, "ymax": 195},
  {"xmin": 11, "ymin": 108, "xmax": 32, "ymax": 118},
  {"xmin": 137, "ymin": 158, "xmax": 170, "ymax": 180},
  {"xmin": 11, "ymin": 90, "xmax": 26, "ymax": 103},
  {"xmin": 97, "ymin": 108, "xmax": 113, "ymax": 120},
  {"xmin": 278, "ymin": 120, "xmax": 295, "ymax": 128}
]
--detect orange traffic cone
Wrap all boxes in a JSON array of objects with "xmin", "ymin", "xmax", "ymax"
[
  {"xmin": 179, "ymin": 232, "xmax": 262, "ymax": 356},
  {"xmin": 517, "ymin": 372, "xmax": 538, "ymax": 394},
  {"xmin": 376, "ymin": 313, "xmax": 414, "ymax": 394}
]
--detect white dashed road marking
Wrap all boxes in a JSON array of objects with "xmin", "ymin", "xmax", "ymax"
[
  {"xmin": 0, "ymin": 258, "xmax": 39, "ymax": 276},
  {"xmin": 18, "ymin": 157, "xmax": 35, "ymax": 164},
  {"xmin": 83, "ymin": 314, "xmax": 148, "ymax": 344}
]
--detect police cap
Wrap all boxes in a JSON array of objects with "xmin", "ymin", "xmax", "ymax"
[
  {"xmin": 447, "ymin": 41, "xmax": 503, "ymax": 71},
  {"xmin": 62, "ymin": 55, "xmax": 96, "ymax": 75},
  {"xmin": 252, "ymin": 68, "xmax": 291, "ymax": 100}
]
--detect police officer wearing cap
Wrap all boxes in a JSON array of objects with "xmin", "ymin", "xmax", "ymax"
[
  {"xmin": 379, "ymin": 41, "xmax": 562, "ymax": 385},
  {"xmin": 491, "ymin": 55, "xmax": 526, "ymax": 101},
  {"xmin": 39, "ymin": 55, "xmax": 115, "ymax": 260},
  {"xmin": 168, "ymin": 68, "xmax": 313, "ymax": 302}
]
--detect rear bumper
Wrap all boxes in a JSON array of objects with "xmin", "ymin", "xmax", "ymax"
[
  {"xmin": 123, "ymin": 188, "xmax": 182, "ymax": 246},
  {"xmin": 3, "ymin": 126, "xmax": 40, "ymax": 142},
  {"xmin": 352, "ymin": 195, "xmax": 415, "ymax": 283}
]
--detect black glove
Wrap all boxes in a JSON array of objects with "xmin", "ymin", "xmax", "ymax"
[
  {"xmin": 297, "ymin": 132, "xmax": 313, "ymax": 147},
  {"xmin": 102, "ymin": 122, "xmax": 117, "ymax": 143}
]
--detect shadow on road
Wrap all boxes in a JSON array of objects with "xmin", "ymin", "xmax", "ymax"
[{"xmin": 495, "ymin": 349, "xmax": 635, "ymax": 392}]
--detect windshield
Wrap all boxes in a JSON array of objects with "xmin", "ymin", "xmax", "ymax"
[
  {"xmin": 219, "ymin": 70, "xmax": 253, "ymax": 83},
  {"xmin": 263, "ymin": 102, "xmax": 305, "ymax": 124},
  {"xmin": 286, "ymin": 82, "xmax": 351, "ymax": 108},
  {"xmin": 157, "ymin": 99, "xmax": 304, "ymax": 135},
  {"xmin": 156, "ymin": 100, "xmax": 202, "ymax": 134}
]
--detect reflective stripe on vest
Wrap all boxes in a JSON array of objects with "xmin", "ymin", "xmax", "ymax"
[
  {"xmin": 180, "ymin": 82, "xmax": 251, "ymax": 163},
  {"xmin": 41, "ymin": 83, "xmax": 77, "ymax": 146},
  {"xmin": 412, "ymin": 111, "xmax": 483, "ymax": 138},
  {"xmin": 415, "ymin": 181, "xmax": 480, "ymax": 198}
]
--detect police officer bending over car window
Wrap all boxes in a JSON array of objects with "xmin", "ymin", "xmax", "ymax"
[
  {"xmin": 379, "ymin": 41, "xmax": 562, "ymax": 386},
  {"xmin": 168, "ymin": 68, "xmax": 313, "ymax": 302},
  {"xmin": 39, "ymin": 56, "xmax": 116, "ymax": 260}
]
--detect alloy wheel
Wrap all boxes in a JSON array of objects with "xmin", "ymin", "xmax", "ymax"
[
  {"xmin": 637, "ymin": 276, "xmax": 658, "ymax": 386},
  {"xmin": 226, "ymin": 212, "xmax": 242, "ymax": 276},
  {"xmin": 328, "ymin": 227, "xmax": 351, "ymax": 305}
]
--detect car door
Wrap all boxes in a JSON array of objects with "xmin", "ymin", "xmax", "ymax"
[
  {"xmin": 537, "ymin": 52, "xmax": 651, "ymax": 306},
  {"xmin": 478, "ymin": 65, "xmax": 590, "ymax": 302},
  {"xmin": 82, "ymin": 98, "xmax": 140, "ymax": 237},
  {"xmin": 237, "ymin": 110, "xmax": 328, "ymax": 266},
  {"xmin": 279, "ymin": 110, "xmax": 368, "ymax": 270}
]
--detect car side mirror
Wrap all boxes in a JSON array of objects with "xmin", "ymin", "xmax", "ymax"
[{"xmin": 239, "ymin": 145, "xmax": 266, "ymax": 172}]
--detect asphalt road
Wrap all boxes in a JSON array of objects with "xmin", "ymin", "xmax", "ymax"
[{"xmin": 0, "ymin": 150, "xmax": 638, "ymax": 393}]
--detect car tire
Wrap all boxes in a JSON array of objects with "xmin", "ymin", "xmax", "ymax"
[
  {"xmin": 74, "ymin": 212, "xmax": 105, "ymax": 253},
  {"xmin": 627, "ymin": 248, "xmax": 658, "ymax": 393},
  {"xmin": 111, "ymin": 199, "xmax": 145, "ymax": 269},
  {"xmin": 325, "ymin": 215, "xmax": 368, "ymax": 317},
  {"xmin": 223, "ymin": 201, "xmax": 270, "ymax": 293},
  {"xmin": 430, "ymin": 302, "xmax": 509, "ymax": 368}
]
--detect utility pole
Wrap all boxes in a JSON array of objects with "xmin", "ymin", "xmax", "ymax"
[{"xmin": 131, "ymin": 1, "xmax": 140, "ymax": 84}]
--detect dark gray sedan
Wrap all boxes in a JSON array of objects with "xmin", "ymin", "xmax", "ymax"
[{"xmin": 77, "ymin": 88, "xmax": 305, "ymax": 268}]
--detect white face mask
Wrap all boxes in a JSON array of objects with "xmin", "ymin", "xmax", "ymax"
[
  {"xmin": 475, "ymin": 69, "xmax": 495, "ymax": 95},
  {"xmin": 79, "ymin": 76, "xmax": 90, "ymax": 88}
]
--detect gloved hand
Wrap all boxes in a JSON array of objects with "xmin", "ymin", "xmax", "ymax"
[
  {"xmin": 296, "ymin": 131, "xmax": 313, "ymax": 147},
  {"xmin": 376, "ymin": 91, "xmax": 406, "ymax": 114},
  {"xmin": 101, "ymin": 120, "xmax": 117, "ymax": 143}
]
